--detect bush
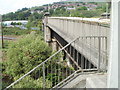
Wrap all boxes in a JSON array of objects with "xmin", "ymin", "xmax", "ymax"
[
  {"xmin": 77, "ymin": 6, "xmax": 87, "ymax": 11},
  {"xmin": 5, "ymin": 33, "xmax": 52, "ymax": 77},
  {"xmin": 3, "ymin": 40, "xmax": 12, "ymax": 49},
  {"xmin": 13, "ymin": 75, "xmax": 51, "ymax": 88}
]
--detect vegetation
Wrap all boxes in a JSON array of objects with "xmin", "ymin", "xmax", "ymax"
[
  {"xmin": 13, "ymin": 75, "xmax": 51, "ymax": 88},
  {"xmin": 2, "ymin": 33, "xmax": 52, "ymax": 88},
  {"xmin": 2, "ymin": 30, "xmax": 75, "ymax": 88},
  {"xmin": 2, "ymin": 31, "xmax": 73, "ymax": 88},
  {"xmin": 2, "ymin": 2, "xmax": 111, "ymax": 21},
  {"xmin": 26, "ymin": 19, "xmax": 42, "ymax": 30},
  {"xmin": 48, "ymin": 6, "xmax": 103, "ymax": 18},
  {"xmin": 5, "ymin": 33, "xmax": 51, "ymax": 77},
  {"xmin": 2, "ymin": 8, "xmax": 31, "ymax": 21},
  {"xmin": 3, "ymin": 27, "xmax": 34, "ymax": 36}
]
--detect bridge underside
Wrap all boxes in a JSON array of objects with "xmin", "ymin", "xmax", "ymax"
[{"xmin": 49, "ymin": 28, "xmax": 96, "ymax": 70}]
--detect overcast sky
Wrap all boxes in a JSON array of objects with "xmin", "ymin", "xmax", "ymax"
[{"xmin": 0, "ymin": 0, "xmax": 60, "ymax": 15}]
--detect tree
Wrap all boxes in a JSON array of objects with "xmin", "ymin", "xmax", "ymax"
[
  {"xmin": 70, "ymin": 10, "xmax": 83, "ymax": 17},
  {"xmin": 81, "ymin": 10, "xmax": 103, "ymax": 18},
  {"xmin": 77, "ymin": 6, "xmax": 87, "ymax": 11},
  {"xmin": 37, "ymin": 20, "xmax": 42, "ymax": 30},
  {"xmin": 5, "ymin": 33, "xmax": 52, "ymax": 77}
]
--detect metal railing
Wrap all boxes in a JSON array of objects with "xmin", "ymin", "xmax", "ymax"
[
  {"xmin": 75, "ymin": 36, "xmax": 108, "ymax": 71},
  {"xmin": 5, "ymin": 37, "xmax": 80, "ymax": 89},
  {"xmin": 5, "ymin": 36, "xmax": 107, "ymax": 89}
]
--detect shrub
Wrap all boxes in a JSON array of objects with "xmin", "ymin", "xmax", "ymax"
[
  {"xmin": 5, "ymin": 33, "xmax": 52, "ymax": 78},
  {"xmin": 13, "ymin": 75, "xmax": 51, "ymax": 88},
  {"xmin": 3, "ymin": 40, "xmax": 12, "ymax": 49}
]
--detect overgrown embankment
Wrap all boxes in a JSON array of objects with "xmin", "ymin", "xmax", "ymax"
[
  {"xmin": 1, "ymin": 27, "xmax": 44, "ymax": 88},
  {"xmin": 2, "ymin": 27, "xmax": 73, "ymax": 89},
  {"xmin": 2, "ymin": 32, "xmax": 53, "ymax": 88}
]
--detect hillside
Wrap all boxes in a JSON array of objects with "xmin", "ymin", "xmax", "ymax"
[{"xmin": 2, "ymin": 2, "xmax": 110, "ymax": 21}]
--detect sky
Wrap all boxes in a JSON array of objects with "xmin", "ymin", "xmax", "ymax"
[{"xmin": 0, "ymin": 0, "xmax": 60, "ymax": 15}]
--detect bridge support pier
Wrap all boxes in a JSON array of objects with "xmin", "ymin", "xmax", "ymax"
[
  {"xmin": 51, "ymin": 39, "xmax": 58, "ymax": 51},
  {"xmin": 44, "ymin": 26, "xmax": 51, "ymax": 43}
]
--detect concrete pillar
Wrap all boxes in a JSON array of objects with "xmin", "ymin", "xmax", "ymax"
[
  {"xmin": 51, "ymin": 39, "xmax": 57, "ymax": 51},
  {"xmin": 44, "ymin": 26, "xmax": 51, "ymax": 42},
  {"xmin": 43, "ymin": 12, "xmax": 51, "ymax": 43},
  {"xmin": 107, "ymin": 0, "xmax": 119, "ymax": 88}
]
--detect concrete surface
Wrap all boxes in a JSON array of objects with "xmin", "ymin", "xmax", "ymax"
[
  {"xmin": 86, "ymin": 74, "xmax": 107, "ymax": 88},
  {"xmin": 61, "ymin": 73, "xmax": 107, "ymax": 88}
]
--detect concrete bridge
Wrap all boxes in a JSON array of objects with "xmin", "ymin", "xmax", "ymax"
[
  {"xmin": 43, "ymin": 16, "xmax": 110, "ymax": 71},
  {"xmin": 41, "ymin": 16, "xmax": 112, "ymax": 88}
]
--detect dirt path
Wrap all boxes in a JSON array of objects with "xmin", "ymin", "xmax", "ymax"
[{"xmin": 0, "ymin": 36, "xmax": 17, "ymax": 40}]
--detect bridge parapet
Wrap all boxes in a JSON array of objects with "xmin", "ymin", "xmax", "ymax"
[
  {"xmin": 47, "ymin": 17, "xmax": 110, "ymax": 50},
  {"xmin": 47, "ymin": 17, "xmax": 110, "ymax": 38}
]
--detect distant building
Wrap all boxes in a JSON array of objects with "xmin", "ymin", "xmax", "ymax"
[
  {"xmin": 85, "ymin": 4, "xmax": 97, "ymax": 10},
  {"xmin": 66, "ymin": 7, "xmax": 76, "ymax": 10}
]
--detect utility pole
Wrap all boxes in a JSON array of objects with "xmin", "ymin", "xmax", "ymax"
[{"xmin": 0, "ymin": 15, "xmax": 3, "ymax": 48}]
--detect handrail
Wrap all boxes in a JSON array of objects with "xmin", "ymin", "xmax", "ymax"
[
  {"xmin": 5, "ymin": 35, "xmax": 107, "ymax": 89},
  {"xmin": 52, "ymin": 69, "xmax": 98, "ymax": 88}
]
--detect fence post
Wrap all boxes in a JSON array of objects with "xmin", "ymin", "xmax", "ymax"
[
  {"xmin": 105, "ymin": 37, "xmax": 107, "ymax": 71},
  {"xmin": 98, "ymin": 37, "xmax": 101, "ymax": 72},
  {"xmin": 42, "ymin": 63, "xmax": 46, "ymax": 89}
]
